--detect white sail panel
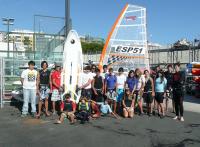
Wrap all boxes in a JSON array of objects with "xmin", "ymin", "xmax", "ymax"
[{"xmin": 99, "ymin": 4, "xmax": 149, "ymax": 71}]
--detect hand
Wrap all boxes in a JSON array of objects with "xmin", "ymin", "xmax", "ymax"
[
  {"xmin": 36, "ymin": 90, "xmax": 40, "ymax": 96},
  {"xmin": 94, "ymin": 92, "xmax": 98, "ymax": 96},
  {"xmin": 152, "ymin": 92, "xmax": 155, "ymax": 97},
  {"xmin": 164, "ymin": 93, "xmax": 166, "ymax": 98}
]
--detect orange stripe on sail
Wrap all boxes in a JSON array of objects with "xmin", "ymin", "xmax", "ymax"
[{"xmin": 98, "ymin": 4, "xmax": 129, "ymax": 71}]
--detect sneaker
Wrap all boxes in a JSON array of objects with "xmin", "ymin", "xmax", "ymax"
[
  {"xmin": 21, "ymin": 114, "xmax": 27, "ymax": 118},
  {"xmin": 173, "ymin": 116, "xmax": 178, "ymax": 120},
  {"xmin": 180, "ymin": 117, "xmax": 184, "ymax": 122}
]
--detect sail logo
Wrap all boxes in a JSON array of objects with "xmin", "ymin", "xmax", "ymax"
[{"xmin": 113, "ymin": 45, "xmax": 145, "ymax": 54}]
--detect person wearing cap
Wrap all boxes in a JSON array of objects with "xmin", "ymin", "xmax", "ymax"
[
  {"xmin": 51, "ymin": 62, "xmax": 62, "ymax": 115},
  {"xmin": 56, "ymin": 93, "xmax": 76, "ymax": 124},
  {"xmin": 20, "ymin": 61, "xmax": 39, "ymax": 117}
]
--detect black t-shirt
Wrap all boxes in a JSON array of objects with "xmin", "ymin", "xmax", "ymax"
[
  {"xmin": 165, "ymin": 71, "xmax": 173, "ymax": 88},
  {"xmin": 39, "ymin": 69, "xmax": 50, "ymax": 85},
  {"xmin": 94, "ymin": 76, "xmax": 103, "ymax": 89},
  {"xmin": 144, "ymin": 78, "xmax": 152, "ymax": 92}
]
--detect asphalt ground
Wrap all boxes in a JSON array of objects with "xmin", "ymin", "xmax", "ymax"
[{"xmin": 0, "ymin": 101, "xmax": 200, "ymax": 147}]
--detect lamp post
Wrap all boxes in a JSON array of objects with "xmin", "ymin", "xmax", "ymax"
[{"xmin": 2, "ymin": 18, "xmax": 14, "ymax": 58}]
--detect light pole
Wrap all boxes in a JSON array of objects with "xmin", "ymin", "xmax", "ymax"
[
  {"xmin": 65, "ymin": 0, "xmax": 71, "ymax": 37},
  {"xmin": 2, "ymin": 18, "xmax": 14, "ymax": 58}
]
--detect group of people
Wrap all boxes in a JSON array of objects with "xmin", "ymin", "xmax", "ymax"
[{"xmin": 20, "ymin": 60, "xmax": 185, "ymax": 124}]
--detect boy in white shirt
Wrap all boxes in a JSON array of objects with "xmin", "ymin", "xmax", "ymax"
[
  {"xmin": 115, "ymin": 67, "xmax": 126, "ymax": 114},
  {"xmin": 21, "ymin": 61, "xmax": 39, "ymax": 117}
]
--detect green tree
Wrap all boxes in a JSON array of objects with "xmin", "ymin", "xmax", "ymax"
[{"xmin": 81, "ymin": 42, "xmax": 104, "ymax": 53}]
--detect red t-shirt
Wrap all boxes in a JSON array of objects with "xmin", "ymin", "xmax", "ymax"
[{"xmin": 51, "ymin": 70, "xmax": 61, "ymax": 90}]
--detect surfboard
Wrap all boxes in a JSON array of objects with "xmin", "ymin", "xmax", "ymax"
[{"xmin": 62, "ymin": 30, "xmax": 83, "ymax": 103}]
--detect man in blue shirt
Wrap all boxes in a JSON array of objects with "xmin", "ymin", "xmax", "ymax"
[{"xmin": 104, "ymin": 68, "xmax": 117, "ymax": 113}]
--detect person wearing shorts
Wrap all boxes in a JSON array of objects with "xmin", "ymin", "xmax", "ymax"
[
  {"xmin": 36, "ymin": 61, "xmax": 51, "ymax": 118},
  {"xmin": 155, "ymin": 70, "xmax": 167, "ymax": 118},
  {"xmin": 143, "ymin": 70, "xmax": 155, "ymax": 116},
  {"xmin": 79, "ymin": 66, "xmax": 93, "ymax": 100},
  {"xmin": 51, "ymin": 63, "xmax": 62, "ymax": 114},
  {"xmin": 92, "ymin": 68, "xmax": 104, "ymax": 103},
  {"xmin": 116, "ymin": 67, "xmax": 126, "ymax": 114},
  {"xmin": 105, "ymin": 68, "xmax": 117, "ymax": 112},
  {"xmin": 133, "ymin": 68, "xmax": 145, "ymax": 115},
  {"xmin": 56, "ymin": 93, "xmax": 76, "ymax": 124}
]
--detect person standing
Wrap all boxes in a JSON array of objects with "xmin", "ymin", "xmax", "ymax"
[
  {"xmin": 143, "ymin": 70, "xmax": 155, "ymax": 116},
  {"xmin": 116, "ymin": 67, "xmax": 126, "ymax": 114},
  {"xmin": 36, "ymin": 61, "xmax": 51, "ymax": 118},
  {"xmin": 172, "ymin": 63, "xmax": 185, "ymax": 122},
  {"xmin": 21, "ymin": 61, "xmax": 39, "ymax": 117},
  {"xmin": 79, "ymin": 66, "xmax": 93, "ymax": 100},
  {"xmin": 92, "ymin": 68, "xmax": 104, "ymax": 103},
  {"xmin": 51, "ymin": 63, "xmax": 62, "ymax": 114},
  {"xmin": 105, "ymin": 68, "xmax": 117, "ymax": 113},
  {"xmin": 133, "ymin": 68, "xmax": 145, "ymax": 115},
  {"xmin": 164, "ymin": 64, "xmax": 174, "ymax": 112},
  {"xmin": 155, "ymin": 70, "xmax": 167, "ymax": 118}
]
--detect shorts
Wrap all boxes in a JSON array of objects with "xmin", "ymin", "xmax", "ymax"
[
  {"xmin": 51, "ymin": 89, "xmax": 61, "ymax": 102},
  {"xmin": 106, "ymin": 89, "xmax": 117, "ymax": 101},
  {"xmin": 155, "ymin": 92, "xmax": 164, "ymax": 103},
  {"xmin": 116, "ymin": 89, "xmax": 124, "ymax": 102},
  {"xmin": 143, "ymin": 92, "xmax": 153, "ymax": 104},
  {"xmin": 39, "ymin": 85, "xmax": 50, "ymax": 100}
]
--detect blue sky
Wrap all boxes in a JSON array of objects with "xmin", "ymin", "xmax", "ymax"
[{"xmin": 0, "ymin": 0, "xmax": 200, "ymax": 45}]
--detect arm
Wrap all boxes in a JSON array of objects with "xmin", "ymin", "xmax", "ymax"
[
  {"xmin": 92, "ymin": 78, "xmax": 97, "ymax": 95},
  {"xmin": 36, "ymin": 71, "xmax": 40, "ymax": 94},
  {"xmin": 111, "ymin": 112, "xmax": 120, "ymax": 119},
  {"xmin": 150, "ymin": 77, "xmax": 155, "ymax": 97},
  {"xmin": 80, "ymin": 79, "xmax": 93, "ymax": 89}
]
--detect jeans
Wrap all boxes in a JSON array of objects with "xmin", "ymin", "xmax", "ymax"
[{"xmin": 22, "ymin": 89, "xmax": 36, "ymax": 114}]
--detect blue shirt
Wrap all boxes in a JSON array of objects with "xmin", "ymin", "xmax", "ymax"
[
  {"xmin": 126, "ymin": 77, "xmax": 135, "ymax": 92},
  {"xmin": 105, "ymin": 74, "xmax": 117, "ymax": 89},
  {"xmin": 155, "ymin": 77, "xmax": 167, "ymax": 92},
  {"xmin": 100, "ymin": 104, "xmax": 112, "ymax": 114}
]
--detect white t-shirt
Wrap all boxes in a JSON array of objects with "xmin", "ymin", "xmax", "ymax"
[
  {"xmin": 135, "ymin": 75, "xmax": 145, "ymax": 90},
  {"xmin": 80, "ymin": 72, "xmax": 94, "ymax": 89},
  {"xmin": 101, "ymin": 72, "xmax": 108, "ymax": 80},
  {"xmin": 117, "ymin": 74, "xmax": 126, "ymax": 89},
  {"xmin": 21, "ymin": 69, "xmax": 38, "ymax": 89}
]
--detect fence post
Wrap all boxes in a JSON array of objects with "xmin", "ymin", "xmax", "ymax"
[{"xmin": 0, "ymin": 58, "xmax": 4, "ymax": 108}]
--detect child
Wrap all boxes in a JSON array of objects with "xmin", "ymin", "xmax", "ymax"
[
  {"xmin": 56, "ymin": 93, "xmax": 76, "ymax": 124},
  {"xmin": 90, "ymin": 100, "xmax": 101, "ymax": 118},
  {"xmin": 76, "ymin": 97, "xmax": 90, "ymax": 124},
  {"xmin": 100, "ymin": 99, "xmax": 120, "ymax": 119}
]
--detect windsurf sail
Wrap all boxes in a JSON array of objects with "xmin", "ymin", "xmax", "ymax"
[{"xmin": 99, "ymin": 4, "xmax": 149, "ymax": 72}]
